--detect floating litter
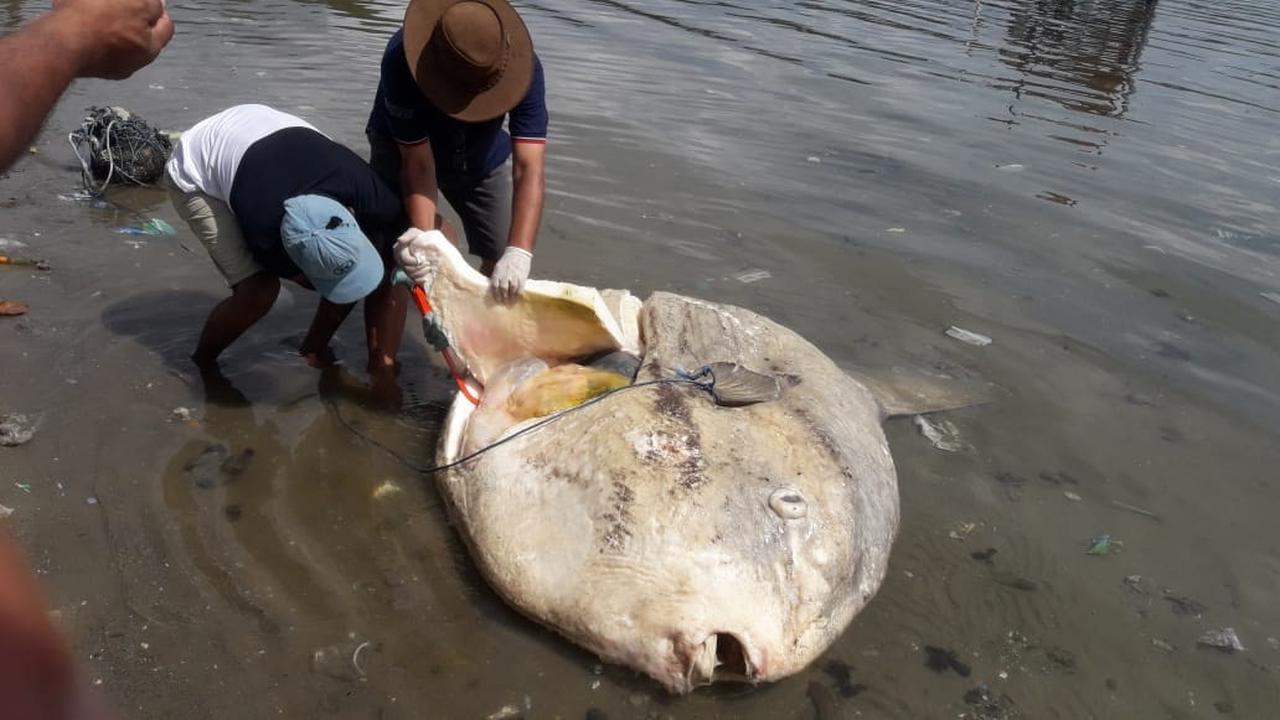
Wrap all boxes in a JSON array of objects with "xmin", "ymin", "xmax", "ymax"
[
  {"xmin": 372, "ymin": 481, "xmax": 403, "ymax": 501},
  {"xmin": 1086, "ymin": 534, "xmax": 1119, "ymax": 556},
  {"xmin": 995, "ymin": 163, "xmax": 1025, "ymax": 172},
  {"xmin": 1198, "ymin": 628, "xmax": 1245, "ymax": 653},
  {"xmin": 806, "ymin": 156, "xmax": 822, "ymax": 163},
  {"xmin": 735, "ymin": 269, "xmax": 772, "ymax": 284},
  {"xmin": 1110, "ymin": 499, "xmax": 1159, "ymax": 520},
  {"xmin": 912, "ymin": 414, "xmax": 966, "ymax": 452},
  {"xmin": 945, "ymin": 326, "xmax": 992, "ymax": 346},
  {"xmin": 311, "ymin": 638, "xmax": 372, "ymax": 681},
  {"xmin": 0, "ymin": 301, "xmax": 29, "ymax": 317},
  {"xmin": 0, "ymin": 504, "xmax": 13, "ymax": 518},
  {"xmin": 0, "ymin": 413, "xmax": 35, "ymax": 446},
  {"xmin": 116, "ymin": 218, "xmax": 175, "ymax": 236},
  {"xmin": 884, "ymin": 227, "xmax": 906, "ymax": 233}
]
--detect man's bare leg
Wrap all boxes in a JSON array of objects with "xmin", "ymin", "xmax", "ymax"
[{"xmin": 364, "ymin": 281, "xmax": 408, "ymax": 372}]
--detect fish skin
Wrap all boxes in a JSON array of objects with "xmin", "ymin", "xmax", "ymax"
[{"xmin": 437, "ymin": 291, "xmax": 904, "ymax": 693}]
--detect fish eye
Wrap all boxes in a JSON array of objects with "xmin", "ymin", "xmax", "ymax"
[{"xmin": 768, "ymin": 487, "xmax": 807, "ymax": 520}]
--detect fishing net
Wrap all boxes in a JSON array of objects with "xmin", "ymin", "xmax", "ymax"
[{"xmin": 68, "ymin": 106, "xmax": 173, "ymax": 193}]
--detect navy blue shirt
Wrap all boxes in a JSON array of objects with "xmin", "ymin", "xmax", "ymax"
[
  {"xmin": 366, "ymin": 29, "xmax": 548, "ymax": 183},
  {"xmin": 230, "ymin": 128, "xmax": 403, "ymax": 278}
]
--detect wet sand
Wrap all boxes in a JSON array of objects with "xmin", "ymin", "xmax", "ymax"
[{"xmin": 3, "ymin": 0, "xmax": 1280, "ymax": 718}]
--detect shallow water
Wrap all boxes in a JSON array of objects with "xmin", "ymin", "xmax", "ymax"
[{"xmin": 2, "ymin": 0, "xmax": 1279, "ymax": 717}]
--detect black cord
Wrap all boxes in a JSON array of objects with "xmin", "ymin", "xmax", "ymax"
[{"xmin": 328, "ymin": 368, "xmax": 716, "ymax": 475}]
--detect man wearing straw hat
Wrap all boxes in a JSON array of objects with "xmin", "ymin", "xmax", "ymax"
[{"xmin": 366, "ymin": 0, "xmax": 548, "ymax": 302}]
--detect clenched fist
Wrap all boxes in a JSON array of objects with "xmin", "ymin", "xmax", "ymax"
[{"xmin": 52, "ymin": 0, "xmax": 174, "ymax": 79}]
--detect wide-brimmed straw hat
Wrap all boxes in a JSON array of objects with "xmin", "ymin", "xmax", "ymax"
[{"xmin": 402, "ymin": 0, "xmax": 535, "ymax": 122}]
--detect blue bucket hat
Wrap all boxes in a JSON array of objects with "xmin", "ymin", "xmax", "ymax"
[{"xmin": 280, "ymin": 195, "xmax": 383, "ymax": 304}]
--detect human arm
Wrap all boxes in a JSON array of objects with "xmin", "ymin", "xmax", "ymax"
[
  {"xmin": 507, "ymin": 140, "xmax": 546, "ymax": 254},
  {"xmin": 490, "ymin": 56, "xmax": 548, "ymax": 301},
  {"xmin": 397, "ymin": 140, "xmax": 451, "ymax": 234},
  {"xmin": 489, "ymin": 140, "xmax": 545, "ymax": 301},
  {"xmin": 298, "ymin": 298, "xmax": 356, "ymax": 368},
  {"xmin": 0, "ymin": 0, "xmax": 173, "ymax": 172}
]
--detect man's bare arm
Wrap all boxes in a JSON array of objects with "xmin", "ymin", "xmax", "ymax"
[
  {"xmin": 299, "ymin": 298, "xmax": 356, "ymax": 368},
  {"xmin": 508, "ymin": 140, "xmax": 546, "ymax": 253},
  {"xmin": 0, "ymin": 0, "xmax": 173, "ymax": 172},
  {"xmin": 398, "ymin": 140, "xmax": 443, "ymax": 231}
]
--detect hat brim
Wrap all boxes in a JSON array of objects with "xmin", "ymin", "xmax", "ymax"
[
  {"xmin": 402, "ymin": 0, "xmax": 534, "ymax": 122},
  {"xmin": 320, "ymin": 241, "xmax": 384, "ymax": 305}
]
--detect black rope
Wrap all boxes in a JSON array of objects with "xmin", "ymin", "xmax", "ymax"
[{"xmin": 328, "ymin": 367, "xmax": 716, "ymax": 475}]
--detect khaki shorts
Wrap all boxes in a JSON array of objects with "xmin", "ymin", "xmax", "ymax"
[{"xmin": 167, "ymin": 175, "xmax": 263, "ymax": 287}]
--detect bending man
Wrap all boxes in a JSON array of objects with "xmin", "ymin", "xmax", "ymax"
[{"xmin": 166, "ymin": 104, "xmax": 408, "ymax": 375}]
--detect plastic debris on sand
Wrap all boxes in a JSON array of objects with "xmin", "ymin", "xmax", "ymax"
[
  {"xmin": 0, "ymin": 504, "xmax": 13, "ymax": 518},
  {"xmin": 1086, "ymin": 534, "xmax": 1120, "ymax": 556},
  {"xmin": 116, "ymin": 218, "xmax": 175, "ymax": 236},
  {"xmin": 486, "ymin": 697, "xmax": 532, "ymax": 720},
  {"xmin": 1198, "ymin": 628, "xmax": 1245, "ymax": 653},
  {"xmin": 310, "ymin": 637, "xmax": 373, "ymax": 681},
  {"xmin": 0, "ymin": 256, "xmax": 51, "ymax": 270},
  {"xmin": 0, "ymin": 301, "xmax": 29, "ymax": 316},
  {"xmin": 946, "ymin": 326, "xmax": 993, "ymax": 346},
  {"xmin": 0, "ymin": 413, "xmax": 36, "ymax": 446},
  {"xmin": 734, "ymin": 269, "xmax": 772, "ymax": 284},
  {"xmin": 913, "ymin": 414, "xmax": 967, "ymax": 452},
  {"xmin": 372, "ymin": 481, "xmax": 403, "ymax": 501}
]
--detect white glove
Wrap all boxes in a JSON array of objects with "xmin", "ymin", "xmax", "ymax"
[
  {"xmin": 490, "ymin": 246, "xmax": 532, "ymax": 302},
  {"xmin": 394, "ymin": 228, "xmax": 448, "ymax": 287}
]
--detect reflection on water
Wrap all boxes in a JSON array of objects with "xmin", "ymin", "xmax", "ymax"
[
  {"xmin": 1001, "ymin": 0, "xmax": 1158, "ymax": 118},
  {"xmin": 16, "ymin": 0, "xmax": 1280, "ymax": 717}
]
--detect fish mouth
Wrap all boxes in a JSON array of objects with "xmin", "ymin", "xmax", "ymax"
[{"xmin": 683, "ymin": 632, "xmax": 758, "ymax": 689}]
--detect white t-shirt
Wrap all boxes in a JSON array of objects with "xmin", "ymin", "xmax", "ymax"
[{"xmin": 165, "ymin": 104, "xmax": 320, "ymax": 201}]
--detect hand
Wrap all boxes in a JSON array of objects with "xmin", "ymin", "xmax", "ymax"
[
  {"xmin": 490, "ymin": 246, "xmax": 532, "ymax": 302},
  {"xmin": 421, "ymin": 311, "xmax": 449, "ymax": 351},
  {"xmin": 394, "ymin": 228, "xmax": 448, "ymax": 287},
  {"xmin": 52, "ymin": 0, "xmax": 175, "ymax": 80}
]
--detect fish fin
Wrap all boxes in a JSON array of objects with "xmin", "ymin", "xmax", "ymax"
[
  {"xmin": 706, "ymin": 362, "xmax": 782, "ymax": 406},
  {"xmin": 851, "ymin": 365, "xmax": 998, "ymax": 418}
]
